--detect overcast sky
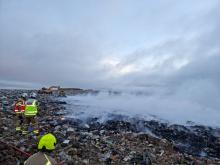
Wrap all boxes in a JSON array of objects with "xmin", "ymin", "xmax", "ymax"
[{"xmin": 0, "ymin": 0, "xmax": 220, "ymax": 90}]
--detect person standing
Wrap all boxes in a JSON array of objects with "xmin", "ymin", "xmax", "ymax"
[
  {"xmin": 22, "ymin": 98, "xmax": 39, "ymax": 135},
  {"xmin": 14, "ymin": 97, "xmax": 26, "ymax": 132}
]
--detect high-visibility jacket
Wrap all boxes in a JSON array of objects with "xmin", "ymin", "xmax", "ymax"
[
  {"xmin": 24, "ymin": 152, "xmax": 57, "ymax": 165},
  {"xmin": 14, "ymin": 100, "xmax": 25, "ymax": 113},
  {"xmin": 24, "ymin": 99, "xmax": 38, "ymax": 117}
]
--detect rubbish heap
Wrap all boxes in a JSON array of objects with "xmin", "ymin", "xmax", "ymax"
[{"xmin": 0, "ymin": 89, "xmax": 220, "ymax": 164}]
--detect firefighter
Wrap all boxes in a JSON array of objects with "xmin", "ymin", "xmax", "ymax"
[
  {"xmin": 22, "ymin": 98, "xmax": 39, "ymax": 135},
  {"xmin": 14, "ymin": 97, "xmax": 26, "ymax": 132},
  {"xmin": 24, "ymin": 133, "xmax": 57, "ymax": 165}
]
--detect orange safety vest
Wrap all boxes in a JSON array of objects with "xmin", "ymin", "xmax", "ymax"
[{"xmin": 14, "ymin": 100, "xmax": 25, "ymax": 113}]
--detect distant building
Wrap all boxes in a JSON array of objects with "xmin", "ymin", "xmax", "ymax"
[
  {"xmin": 38, "ymin": 86, "xmax": 60, "ymax": 95},
  {"xmin": 38, "ymin": 86, "xmax": 98, "ymax": 96},
  {"xmin": 48, "ymin": 86, "xmax": 60, "ymax": 95},
  {"xmin": 48, "ymin": 86, "xmax": 60, "ymax": 91}
]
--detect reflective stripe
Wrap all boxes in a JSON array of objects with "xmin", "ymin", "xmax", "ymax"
[
  {"xmin": 44, "ymin": 154, "xmax": 52, "ymax": 165},
  {"xmin": 25, "ymin": 114, "xmax": 37, "ymax": 117},
  {"xmin": 25, "ymin": 111, "xmax": 37, "ymax": 114},
  {"xmin": 46, "ymin": 161, "xmax": 51, "ymax": 165},
  {"xmin": 25, "ymin": 111, "xmax": 37, "ymax": 116},
  {"xmin": 16, "ymin": 127, "xmax": 21, "ymax": 131},
  {"xmin": 22, "ymin": 131, "xmax": 28, "ymax": 135},
  {"xmin": 25, "ymin": 115, "xmax": 36, "ymax": 117},
  {"xmin": 34, "ymin": 130, "xmax": 39, "ymax": 134},
  {"xmin": 15, "ymin": 110, "xmax": 24, "ymax": 113}
]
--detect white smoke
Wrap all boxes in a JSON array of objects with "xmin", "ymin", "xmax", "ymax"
[{"xmin": 61, "ymin": 85, "xmax": 220, "ymax": 127}]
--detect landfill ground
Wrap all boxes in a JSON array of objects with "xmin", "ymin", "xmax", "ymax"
[{"xmin": 0, "ymin": 89, "xmax": 220, "ymax": 165}]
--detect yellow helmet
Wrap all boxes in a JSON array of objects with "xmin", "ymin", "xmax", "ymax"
[{"xmin": 38, "ymin": 133, "xmax": 57, "ymax": 150}]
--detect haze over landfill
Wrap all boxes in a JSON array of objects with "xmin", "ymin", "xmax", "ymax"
[{"xmin": 1, "ymin": 1, "xmax": 220, "ymax": 125}]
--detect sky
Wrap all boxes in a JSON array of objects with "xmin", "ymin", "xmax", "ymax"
[{"xmin": 0, "ymin": 0, "xmax": 220, "ymax": 90}]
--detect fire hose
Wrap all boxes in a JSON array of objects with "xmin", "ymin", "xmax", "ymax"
[
  {"xmin": 0, "ymin": 140, "xmax": 64, "ymax": 165},
  {"xmin": 0, "ymin": 140, "xmax": 32, "ymax": 157}
]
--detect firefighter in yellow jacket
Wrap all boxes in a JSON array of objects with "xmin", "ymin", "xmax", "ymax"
[
  {"xmin": 24, "ymin": 133, "xmax": 57, "ymax": 165},
  {"xmin": 22, "ymin": 98, "xmax": 39, "ymax": 135}
]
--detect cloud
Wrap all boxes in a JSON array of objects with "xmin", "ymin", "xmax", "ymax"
[
  {"xmin": 0, "ymin": 0, "xmax": 219, "ymax": 90},
  {"xmin": 0, "ymin": 30, "xmax": 104, "ymax": 87}
]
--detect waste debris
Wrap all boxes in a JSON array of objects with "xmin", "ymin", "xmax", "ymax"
[{"xmin": 0, "ymin": 89, "xmax": 220, "ymax": 164}]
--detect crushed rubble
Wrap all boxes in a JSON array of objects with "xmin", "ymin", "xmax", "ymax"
[{"xmin": 0, "ymin": 89, "xmax": 220, "ymax": 164}]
